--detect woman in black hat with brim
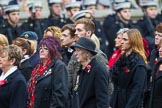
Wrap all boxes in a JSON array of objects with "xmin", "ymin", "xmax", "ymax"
[{"xmin": 71, "ymin": 37, "xmax": 109, "ymax": 108}]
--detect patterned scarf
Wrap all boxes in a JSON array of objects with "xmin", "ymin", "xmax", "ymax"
[{"xmin": 27, "ymin": 59, "xmax": 51, "ymax": 108}]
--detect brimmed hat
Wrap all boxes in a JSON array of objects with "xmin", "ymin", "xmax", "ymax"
[
  {"xmin": 65, "ymin": 1, "xmax": 81, "ymax": 9},
  {"xmin": 140, "ymin": 0, "xmax": 157, "ymax": 7},
  {"xmin": 71, "ymin": 37, "xmax": 97, "ymax": 55},
  {"xmin": 4, "ymin": 4, "xmax": 19, "ymax": 14},
  {"xmin": 72, "ymin": 10, "xmax": 93, "ymax": 21},
  {"xmin": 20, "ymin": 31, "xmax": 38, "ymax": 41}
]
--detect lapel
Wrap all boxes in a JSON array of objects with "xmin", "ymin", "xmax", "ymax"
[{"xmin": 36, "ymin": 60, "xmax": 56, "ymax": 83}]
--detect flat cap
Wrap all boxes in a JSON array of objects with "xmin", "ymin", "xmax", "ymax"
[
  {"xmin": 84, "ymin": 0, "xmax": 96, "ymax": 6},
  {"xmin": 114, "ymin": 1, "xmax": 131, "ymax": 11},
  {"xmin": 48, "ymin": 0, "xmax": 62, "ymax": 4}
]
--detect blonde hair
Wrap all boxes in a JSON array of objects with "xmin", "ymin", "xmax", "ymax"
[
  {"xmin": 0, "ymin": 34, "xmax": 9, "ymax": 46},
  {"xmin": 43, "ymin": 26, "xmax": 62, "ymax": 43},
  {"xmin": 126, "ymin": 29, "xmax": 147, "ymax": 64}
]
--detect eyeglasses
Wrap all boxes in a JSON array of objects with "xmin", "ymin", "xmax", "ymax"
[{"xmin": 39, "ymin": 47, "xmax": 48, "ymax": 51}]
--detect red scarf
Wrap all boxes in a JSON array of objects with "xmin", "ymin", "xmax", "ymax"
[
  {"xmin": 27, "ymin": 59, "xmax": 51, "ymax": 108},
  {"xmin": 108, "ymin": 49, "xmax": 121, "ymax": 69}
]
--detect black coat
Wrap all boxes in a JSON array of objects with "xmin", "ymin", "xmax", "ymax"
[
  {"xmin": 72, "ymin": 58, "xmax": 109, "ymax": 108},
  {"xmin": 149, "ymin": 59, "xmax": 162, "ymax": 108},
  {"xmin": 111, "ymin": 52, "xmax": 147, "ymax": 108},
  {"xmin": 32, "ymin": 59, "xmax": 69, "ymax": 108},
  {"xmin": 0, "ymin": 69, "xmax": 27, "ymax": 108},
  {"xmin": 0, "ymin": 20, "xmax": 21, "ymax": 44},
  {"xmin": 19, "ymin": 59, "xmax": 33, "ymax": 82}
]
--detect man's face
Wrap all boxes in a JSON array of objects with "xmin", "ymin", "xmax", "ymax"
[
  {"xmin": 6, "ymin": 11, "xmax": 19, "ymax": 25},
  {"xmin": 61, "ymin": 29, "xmax": 75, "ymax": 47},
  {"xmin": 86, "ymin": 5, "xmax": 96, "ymax": 15},
  {"xmin": 75, "ymin": 24, "xmax": 90, "ymax": 41},
  {"xmin": 51, "ymin": 3, "xmax": 61, "ymax": 16},
  {"xmin": 70, "ymin": 7, "xmax": 80, "ymax": 17},
  {"xmin": 35, "ymin": 8, "xmax": 42, "ymax": 19},
  {"xmin": 155, "ymin": 31, "xmax": 162, "ymax": 46},
  {"xmin": 145, "ymin": 6, "xmax": 157, "ymax": 19},
  {"xmin": 118, "ymin": 8, "xmax": 131, "ymax": 21}
]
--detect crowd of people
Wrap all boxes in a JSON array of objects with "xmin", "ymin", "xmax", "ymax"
[{"xmin": 0, "ymin": 0, "xmax": 162, "ymax": 108}]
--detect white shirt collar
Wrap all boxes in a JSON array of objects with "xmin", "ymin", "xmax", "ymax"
[{"xmin": 0, "ymin": 66, "xmax": 17, "ymax": 80}]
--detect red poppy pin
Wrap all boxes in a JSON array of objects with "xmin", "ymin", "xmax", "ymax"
[
  {"xmin": 85, "ymin": 65, "xmax": 92, "ymax": 73},
  {"xmin": 123, "ymin": 67, "xmax": 130, "ymax": 73},
  {"xmin": 0, "ymin": 79, "xmax": 7, "ymax": 87}
]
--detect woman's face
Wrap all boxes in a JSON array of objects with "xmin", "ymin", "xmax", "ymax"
[
  {"xmin": 121, "ymin": 33, "xmax": 131, "ymax": 52},
  {"xmin": 0, "ymin": 51, "xmax": 13, "ymax": 71},
  {"xmin": 74, "ymin": 47, "xmax": 88, "ymax": 63},
  {"xmin": 39, "ymin": 45, "xmax": 50, "ymax": 61},
  {"xmin": 115, "ymin": 34, "xmax": 123, "ymax": 48}
]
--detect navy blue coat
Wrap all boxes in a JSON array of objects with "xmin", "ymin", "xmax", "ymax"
[
  {"xmin": 72, "ymin": 58, "xmax": 109, "ymax": 108},
  {"xmin": 31, "ymin": 59, "xmax": 69, "ymax": 108},
  {"xmin": 0, "ymin": 69, "xmax": 27, "ymax": 108}
]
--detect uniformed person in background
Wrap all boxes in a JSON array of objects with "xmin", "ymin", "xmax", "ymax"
[
  {"xmin": 20, "ymin": 1, "xmax": 49, "ymax": 43},
  {"xmin": 48, "ymin": 0, "xmax": 66, "ymax": 28},
  {"xmin": 0, "ymin": 4, "xmax": 21, "ymax": 44},
  {"xmin": 65, "ymin": 1, "xmax": 81, "ymax": 24},
  {"xmin": 83, "ymin": 0, "xmax": 108, "ymax": 56},
  {"xmin": 103, "ymin": 0, "xmax": 136, "ymax": 59},
  {"xmin": 136, "ymin": 0, "xmax": 160, "ymax": 53}
]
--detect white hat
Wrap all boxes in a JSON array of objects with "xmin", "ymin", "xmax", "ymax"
[
  {"xmin": 97, "ymin": 0, "xmax": 111, "ymax": 7},
  {"xmin": 140, "ymin": 0, "xmax": 157, "ymax": 7},
  {"xmin": 65, "ymin": 1, "xmax": 81, "ymax": 9},
  {"xmin": 84, "ymin": 0, "xmax": 97, "ymax": 6},
  {"xmin": 4, "ymin": 4, "xmax": 19, "ymax": 13},
  {"xmin": 28, "ymin": 1, "xmax": 43, "ymax": 9},
  {"xmin": 114, "ymin": 2, "xmax": 131, "ymax": 11},
  {"xmin": 72, "ymin": 10, "xmax": 93, "ymax": 21},
  {"xmin": 0, "ymin": 0, "xmax": 9, "ymax": 6},
  {"xmin": 113, "ymin": 0, "xmax": 126, "ymax": 3},
  {"xmin": 48, "ymin": 0, "xmax": 62, "ymax": 4}
]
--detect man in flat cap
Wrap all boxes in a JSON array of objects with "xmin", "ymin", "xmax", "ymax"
[
  {"xmin": 20, "ymin": 1, "xmax": 49, "ymax": 43},
  {"xmin": 103, "ymin": 0, "xmax": 136, "ymax": 59}
]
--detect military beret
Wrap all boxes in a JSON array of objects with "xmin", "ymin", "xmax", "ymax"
[
  {"xmin": 49, "ymin": 0, "xmax": 62, "ymax": 4},
  {"xmin": 65, "ymin": 1, "xmax": 81, "ymax": 9},
  {"xmin": 72, "ymin": 10, "xmax": 93, "ymax": 21},
  {"xmin": 4, "ymin": 4, "xmax": 19, "ymax": 14},
  {"xmin": 140, "ymin": 0, "xmax": 157, "ymax": 7},
  {"xmin": 20, "ymin": 31, "xmax": 38, "ymax": 41}
]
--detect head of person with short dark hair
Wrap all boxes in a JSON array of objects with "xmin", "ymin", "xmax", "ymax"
[
  {"xmin": 61, "ymin": 24, "xmax": 76, "ymax": 47},
  {"xmin": 75, "ymin": 18, "xmax": 95, "ymax": 40}
]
